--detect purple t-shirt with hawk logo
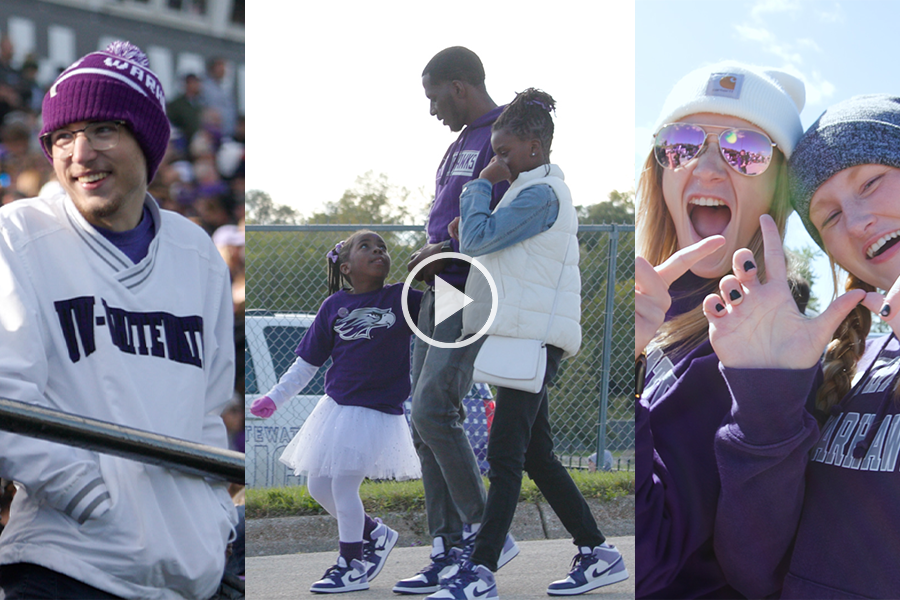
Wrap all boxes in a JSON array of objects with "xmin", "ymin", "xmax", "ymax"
[{"xmin": 296, "ymin": 283, "xmax": 423, "ymax": 415}]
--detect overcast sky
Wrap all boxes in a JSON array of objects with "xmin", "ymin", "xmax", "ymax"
[{"xmin": 245, "ymin": 2, "xmax": 635, "ymax": 222}]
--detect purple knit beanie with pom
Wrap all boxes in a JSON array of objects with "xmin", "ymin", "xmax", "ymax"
[{"xmin": 40, "ymin": 40, "xmax": 170, "ymax": 183}]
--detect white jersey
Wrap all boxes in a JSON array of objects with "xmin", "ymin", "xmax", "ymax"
[{"xmin": 0, "ymin": 192, "xmax": 237, "ymax": 600}]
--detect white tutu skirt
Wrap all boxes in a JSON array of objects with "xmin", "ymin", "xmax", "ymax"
[{"xmin": 279, "ymin": 395, "xmax": 422, "ymax": 481}]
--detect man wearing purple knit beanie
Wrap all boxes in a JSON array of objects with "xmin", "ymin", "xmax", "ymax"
[{"xmin": 0, "ymin": 42, "xmax": 238, "ymax": 600}]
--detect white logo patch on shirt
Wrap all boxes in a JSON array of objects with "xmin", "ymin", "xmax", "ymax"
[
  {"xmin": 334, "ymin": 307, "xmax": 395, "ymax": 340},
  {"xmin": 643, "ymin": 347, "xmax": 677, "ymax": 405},
  {"xmin": 448, "ymin": 150, "xmax": 481, "ymax": 177}
]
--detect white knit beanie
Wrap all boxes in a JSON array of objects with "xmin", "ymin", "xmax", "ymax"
[{"xmin": 653, "ymin": 62, "xmax": 806, "ymax": 159}]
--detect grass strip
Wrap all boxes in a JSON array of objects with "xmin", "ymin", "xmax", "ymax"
[{"xmin": 246, "ymin": 470, "xmax": 634, "ymax": 519}]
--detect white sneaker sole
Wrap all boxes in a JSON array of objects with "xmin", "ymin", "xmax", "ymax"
[
  {"xmin": 310, "ymin": 580, "xmax": 370, "ymax": 594},
  {"xmin": 392, "ymin": 582, "xmax": 440, "ymax": 595},
  {"xmin": 546, "ymin": 564, "xmax": 630, "ymax": 596}
]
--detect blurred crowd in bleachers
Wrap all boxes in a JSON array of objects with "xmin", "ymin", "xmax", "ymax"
[{"xmin": 0, "ymin": 34, "xmax": 246, "ymax": 453}]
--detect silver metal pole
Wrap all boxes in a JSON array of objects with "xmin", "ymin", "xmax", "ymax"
[
  {"xmin": 0, "ymin": 398, "xmax": 244, "ymax": 484},
  {"xmin": 597, "ymin": 225, "xmax": 620, "ymax": 465}
]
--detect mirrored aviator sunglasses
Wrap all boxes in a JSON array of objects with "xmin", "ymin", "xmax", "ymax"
[{"xmin": 653, "ymin": 123, "xmax": 777, "ymax": 176}]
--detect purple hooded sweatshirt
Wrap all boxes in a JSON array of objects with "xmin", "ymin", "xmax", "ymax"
[
  {"xmin": 716, "ymin": 333, "xmax": 900, "ymax": 599},
  {"xmin": 426, "ymin": 105, "xmax": 508, "ymax": 289},
  {"xmin": 637, "ymin": 343, "xmax": 734, "ymax": 599},
  {"xmin": 637, "ymin": 271, "xmax": 774, "ymax": 599}
]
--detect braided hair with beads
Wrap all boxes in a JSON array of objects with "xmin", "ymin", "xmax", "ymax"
[
  {"xmin": 492, "ymin": 88, "xmax": 556, "ymax": 160},
  {"xmin": 325, "ymin": 230, "xmax": 377, "ymax": 295}
]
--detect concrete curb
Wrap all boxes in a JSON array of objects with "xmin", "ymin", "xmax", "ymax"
[{"xmin": 247, "ymin": 495, "xmax": 634, "ymax": 557}]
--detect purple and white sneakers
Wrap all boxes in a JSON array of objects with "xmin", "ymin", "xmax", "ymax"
[
  {"xmin": 426, "ymin": 560, "xmax": 498, "ymax": 600},
  {"xmin": 363, "ymin": 518, "xmax": 399, "ymax": 581},
  {"xmin": 546, "ymin": 543, "xmax": 629, "ymax": 596},
  {"xmin": 310, "ymin": 556, "xmax": 369, "ymax": 594}
]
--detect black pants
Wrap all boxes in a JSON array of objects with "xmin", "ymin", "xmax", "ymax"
[
  {"xmin": 469, "ymin": 345, "xmax": 605, "ymax": 571},
  {"xmin": 0, "ymin": 563, "xmax": 122, "ymax": 599}
]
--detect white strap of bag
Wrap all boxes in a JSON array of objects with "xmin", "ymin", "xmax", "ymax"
[{"xmin": 541, "ymin": 241, "xmax": 571, "ymax": 346}]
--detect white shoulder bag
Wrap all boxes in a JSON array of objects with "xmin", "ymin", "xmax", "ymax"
[{"xmin": 471, "ymin": 244, "xmax": 569, "ymax": 394}]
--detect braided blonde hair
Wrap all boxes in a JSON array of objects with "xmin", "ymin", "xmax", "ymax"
[{"xmin": 816, "ymin": 272, "xmax": 875, "ymax": 413}]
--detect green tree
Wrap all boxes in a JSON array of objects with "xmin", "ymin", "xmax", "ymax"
[
  {"xmin": 785, "ymin": 245, "xmax": 822, "ymax": 313},
  {"xmin": 577, "ymin": 190, "xmax": 635, "ymax": 225},
  {"xmin": 307, "ymin": 172, "xmax": 413, "ymax": 225},
  {"xmin": 246, "ymin": 189, "xmax": 300, "ymax": 225},
  {"xmin": 246, "ymin": 174, "xmax": 427, "ymax": 313}
]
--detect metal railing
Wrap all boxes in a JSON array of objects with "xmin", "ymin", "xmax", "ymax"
[{"xmin": 0, "ymin": 398, "xmax": 244, "ymax": 483}]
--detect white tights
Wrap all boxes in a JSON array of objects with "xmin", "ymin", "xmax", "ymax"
[{"xmin": 306, "ymin": 473, "xmax": 366, "ymax": 543}]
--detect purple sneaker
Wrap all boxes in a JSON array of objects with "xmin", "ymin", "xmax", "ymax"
[
  {"xmin": 426, "ymin": 560, "xmax": 498, "ymax": 599},
  {"xmin": 363, "ymin": 518, "xmax": 398, "ymax": 582},
  {"xmin": 310, "ymin": 556, "xmax": 369, "ymax": 594},
  {"xmin": 455, "ymin": 524, "xmax": 519, "ymax": 570},
  {"xmin": 546, "ymin": 543, "xmax": 629, "ymax": 596},
  {"xmin": 393, "ymin": 538, "xmax": 458, "ymax": 595}
]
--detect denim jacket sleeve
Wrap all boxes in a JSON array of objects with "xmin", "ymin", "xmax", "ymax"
[{"xmin": 458, "ymin": 178, "xmax": 559, "ymax": 256}]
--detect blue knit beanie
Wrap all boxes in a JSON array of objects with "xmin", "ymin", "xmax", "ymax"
[{"xmin": 790, "ymin": 94, "xmax": 900, "ymax": 250}]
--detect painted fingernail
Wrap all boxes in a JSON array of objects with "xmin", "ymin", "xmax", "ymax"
[
  {"xmin": 715, "ymin": 303, "xmax": 725, "ymax": 312},
  {"xmin": 881, "ymin": 304, "xmax": 891, "ymax": 318},
  {"xmin": 743, "ymin": 260, "xmax": 756, "ymax": 272},
  {"xmin": 729, "ymin": 289, "xmax": 741, "ymax": 301}
]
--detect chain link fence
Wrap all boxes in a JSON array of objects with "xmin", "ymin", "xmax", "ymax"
[{"xmin": 244, "ymin": 223, "xmax": 634, "ymax": 487}]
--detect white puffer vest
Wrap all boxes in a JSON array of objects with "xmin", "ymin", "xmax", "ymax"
[{"xmin": 461, "ymin": 164, "xmax": 581, "ymax": 358}]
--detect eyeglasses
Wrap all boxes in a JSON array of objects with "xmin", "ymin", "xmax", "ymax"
[
  {"xmin": 41, "ymin": 121, "xmax": 127, "ymax": 156},
  {"xmin": 653, "ymin": 123, "xmax": 777, "ymax": 176}
]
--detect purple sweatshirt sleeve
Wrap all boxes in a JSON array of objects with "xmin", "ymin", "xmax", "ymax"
[
  {"xmin": 713, "ymin": 364, "xmax": 821, "ymax": 599},
  {"xmin": 636, "ymin": 394, "xmax": 691, "ymax": 595}
]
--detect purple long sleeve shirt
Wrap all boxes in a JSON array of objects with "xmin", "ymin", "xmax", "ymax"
[
  {"xmin": 426, "ymin": 105, "xmax": 508, "ymax": 289},
  {"xmin": 716, "ymin": 334, "xmax": 900, "ymax": 599},
  {"xmin": 636, "ymin": 271, "xmax": 746, "ymax": 599}
]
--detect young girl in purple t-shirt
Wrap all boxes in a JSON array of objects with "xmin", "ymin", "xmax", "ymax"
[{"xmin": 250, "ymin": 230, "xmax": 422, "ymax": 594}]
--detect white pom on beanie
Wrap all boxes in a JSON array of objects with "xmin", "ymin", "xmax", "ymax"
[{"xmin": 653, "ymin": 62, "xmax": 806, "ymax": 159}]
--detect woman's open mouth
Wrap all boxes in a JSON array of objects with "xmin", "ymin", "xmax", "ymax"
[{"xmin": 689, "ymin": 197, "xmax": 732, "ymax": 238}]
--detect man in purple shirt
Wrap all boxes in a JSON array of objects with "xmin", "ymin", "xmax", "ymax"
[{"xmin": 394, "ymin": 47, "xmax": 512, "ymax": 594}]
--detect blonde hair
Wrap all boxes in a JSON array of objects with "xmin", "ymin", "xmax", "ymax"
[
  {"xmin": 817, "ymin": 267, "xmax": 888, "ymax": 414},
  {"xmin": 636, "ymin": 149, "xmax": 791, "ymax": 355}
]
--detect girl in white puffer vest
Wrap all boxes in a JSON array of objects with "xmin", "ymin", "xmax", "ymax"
[{"xmin": 434, "ymin": 89, "xmax": 629, "ymax": 600}]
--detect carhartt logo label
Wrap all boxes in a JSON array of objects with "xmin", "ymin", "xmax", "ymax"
[{"xmin": 706, "ymin": 72, "xmax": 744, "ymax": 99}]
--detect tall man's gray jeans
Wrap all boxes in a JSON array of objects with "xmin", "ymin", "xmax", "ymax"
[{"xmin": 410, "ymin": 286, "xmax": 486, "ymax": 548}]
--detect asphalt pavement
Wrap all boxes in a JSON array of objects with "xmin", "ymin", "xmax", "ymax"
[{"xmin": 246, "ymin": 536, "xmax": 634, "ymax": 599}]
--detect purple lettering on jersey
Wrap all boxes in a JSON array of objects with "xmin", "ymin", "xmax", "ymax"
[
  {"xmin": 55, "ymin": 296, "xmax": 205, "ymax": 368},
  {"xmin": 54, "ymin": 296, "xmax": 97, "ymax": 362}
]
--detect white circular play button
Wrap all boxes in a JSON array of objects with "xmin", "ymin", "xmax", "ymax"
[{"xmin": 402, "ymin": 252, "xmax": 498, "ymax": 349}]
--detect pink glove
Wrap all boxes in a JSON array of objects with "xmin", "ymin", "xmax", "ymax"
[{"xmin": 250, "ymin": 396, "xmax": 277, "ymax": 418}]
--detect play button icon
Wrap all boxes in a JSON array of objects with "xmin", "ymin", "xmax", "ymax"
[
  {"xmin": 434, "ymin": 275, "xmax": 473, "ymax": 326},
  {"xmin": 402, "ymin": 251, "xmax": 498, "ymax": 349}
]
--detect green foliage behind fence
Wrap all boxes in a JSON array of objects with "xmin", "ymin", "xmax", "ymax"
[{"xmin": 246, "ymin": 223, "xmax": 634, "ymax": 465}]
